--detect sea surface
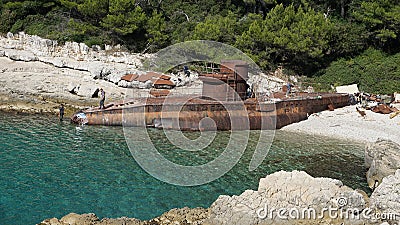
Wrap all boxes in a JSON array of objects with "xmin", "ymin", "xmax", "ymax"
[{"xmin": 0, "ymin": 113, "xmax": 368, "ymax": 225}]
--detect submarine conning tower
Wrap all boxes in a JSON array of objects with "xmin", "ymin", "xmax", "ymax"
[{"xmin": 199, "ymin": 60, "xmax": 249, "ymax": 101}]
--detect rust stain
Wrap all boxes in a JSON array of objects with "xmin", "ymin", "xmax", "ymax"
[
  {"xmin": 153, "ymin": 79, "xmax": 175, "ymax": 86},
  {"xmin": 73, "ymin": 93, "xmax": 350, "ymax": 131},
  {"xmin": 73, "ymin": 60, "xmax": 350, "ymax": 131},
  {"xmin": 135, "ymin": 72, "xmax": 163, "ymax": 82},
  {"xmin": 121, "ymin": 74, "xmax": 139, "ymax": 82}
]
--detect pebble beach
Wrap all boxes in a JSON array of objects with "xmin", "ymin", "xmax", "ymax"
[{"xmin": 282, "ymin": 104, "xmax": 400, "ymax": 144}]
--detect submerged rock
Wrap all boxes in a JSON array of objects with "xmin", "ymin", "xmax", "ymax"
[{"xmin": 365, "ymin": 139, "xmax": 400, "ymax": 189}]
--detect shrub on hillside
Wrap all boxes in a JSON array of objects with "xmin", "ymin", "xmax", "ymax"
[{"xmin": 314, "ymin": 48, "xmax": 400, "ymax": 95}]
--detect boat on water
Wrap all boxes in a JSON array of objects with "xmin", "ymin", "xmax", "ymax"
[{"xmin": 71, "ymin": 60, "xmax": 350, "ymax": 130}]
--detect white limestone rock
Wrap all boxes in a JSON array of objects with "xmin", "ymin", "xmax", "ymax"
[
  {"xmin": 76, "ymin": 85, "xmax": 98, "ymax": 98},
  {"xmin": 138, "ymin": 80, "xmax": 153, "ymax": 89},
  {"xmin": 66, "ymin": 83, "xmax": 79, "ymax": 94},
  {"xmin": 60, "ymin": 213, "xmax": 99, "ymax": 225},
  {"xmin": 104, "ymin": 44, "xmax": 112, "ymax": 51},
  {"xmin": 170, "ymin": 71, "xmax": 199, "ymax": 87},
  {"xmin": 365, "ymin": 139, "xmax": 400, "ymax": 189},
  {"xmin": 369, "ymin": 170, "xmax": 400, "ymax": 224},
  {"xmin": 7, "ymin": 32, "xmax": 14, "ymax": 39},
  {"xmin": 92, "ymin": 45, "xmax": 101, "ymax": 52},
  {"xmin": 11, "ymin": 53, "xmax": 37, "ymax": 62},
  {"xmin": 79, "ymin": 43, "xmax": 89, "ymax": 55},
  {"xmin": 105, "ymin": 72, "xmax": 123, "ymax": 84},
  {"xmin": 117, "ymin": 80, "xmax": 133, "ymax": 88},
  {"xmin": 85, "ymin": 62, "xmax": 104, "ymax": 79},
  {"xmin": 207, "ymin": 170, "xmax": 369, "ymax": 225},
  {"xmin": 129, "ymin": 80, "xmax": 141, "ymax": 89},
  {"xmin": 247, "ymin": 72, "xmax": 285, "ymax": 97}
]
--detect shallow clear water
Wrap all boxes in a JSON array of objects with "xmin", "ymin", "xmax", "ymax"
[{"xmin": 0, "ymin": 113, "xmax": 367, "ymax": 225}]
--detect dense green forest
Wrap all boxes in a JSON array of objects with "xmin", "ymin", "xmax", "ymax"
[{"xmin": 1, "ymin": 0, "xmax": 399, "ymax": 94}]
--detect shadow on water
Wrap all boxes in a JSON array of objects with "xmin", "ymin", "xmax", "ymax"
[{"xmin": 0, "ymin": 113, "xmax": 368, "ymax": 225}]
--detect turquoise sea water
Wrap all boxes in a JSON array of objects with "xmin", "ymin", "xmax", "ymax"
[{"xmin": 0, "ymin": 113, "xmax": 367, "ymax": 225}]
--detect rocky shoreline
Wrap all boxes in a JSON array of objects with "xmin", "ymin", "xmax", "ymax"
[
  {"xmin": 2, "ymin": 32, "xmax": 399, "ymax": 225},
  {"xmin": 0, "ymin": 32, "xmax": 146, "ymax": 116},
  {"xmin": 38, "ymin": 139, "xmax": 400, "ymax": 225},
  {"xmin": 39, "ymin": 208, "xmax": 210, "ymax": 225},
  {"xmin": 0, "ymin": 32, "xmax": 286, "ymax": 117}
]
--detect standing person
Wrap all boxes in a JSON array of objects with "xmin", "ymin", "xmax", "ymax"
[
  {"xmin": 59, "ymin": 104, "xmax": 65, "ymax": 121},
  {"xmin": 183, "ymin": 65, "xmax": 190, "ymax": 77},
  {"xmin": 286, "ymin": 82, "xmax": 294, "ymax": 97},
  {"xmin": 246, "ymin": 86, "xmax": 253, "ymax": 99},
  {"xmin": 99, "ymin": 88, "xmax": 105, "ymax": 109}
]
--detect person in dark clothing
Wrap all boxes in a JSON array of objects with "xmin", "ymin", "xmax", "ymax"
[
  {"xmin": 99, "ymin": 88, "xmax": 105, "ymax": 109},
  {"xmin": 183, "ymin": 65, "xmax": 190, "ymax": 77},
  {"xmin": 59, "ymin": 104, "xmax": 65, "ymax": 121},
  {"xmin": 246, "ymin": 87, "xmax": 253, "ymax": 99}
]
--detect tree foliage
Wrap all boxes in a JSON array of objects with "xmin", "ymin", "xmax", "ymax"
[
  {"xmin": 191, "ymin": 11, "xmax": 238, "ymax": 44},
  {"xmin": 236, "ymin": 4, "xmax": 334, "ymax": 73},
  {"xmin": 314, "ymin": 48, "xmax": 400, "ymax": 94},
  {"xmin": 101, "ymin": 0, "xmax": 146, "ymax": 36},
  {"xmin": 145, "ymin": 10, "xmax": 169, "ymax": 51},
  {"xmin": 352, "ymin": 0, "xmax": 400, "ymax": 52}
]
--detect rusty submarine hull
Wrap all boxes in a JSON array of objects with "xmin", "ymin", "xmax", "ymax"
[
  {"xmin": 71, "ymin": 92, "xmax": 350, "ymax": 131},
  {"xmin": 71, "ymin": 60, "xmax": 350, "ymax": 130}
]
